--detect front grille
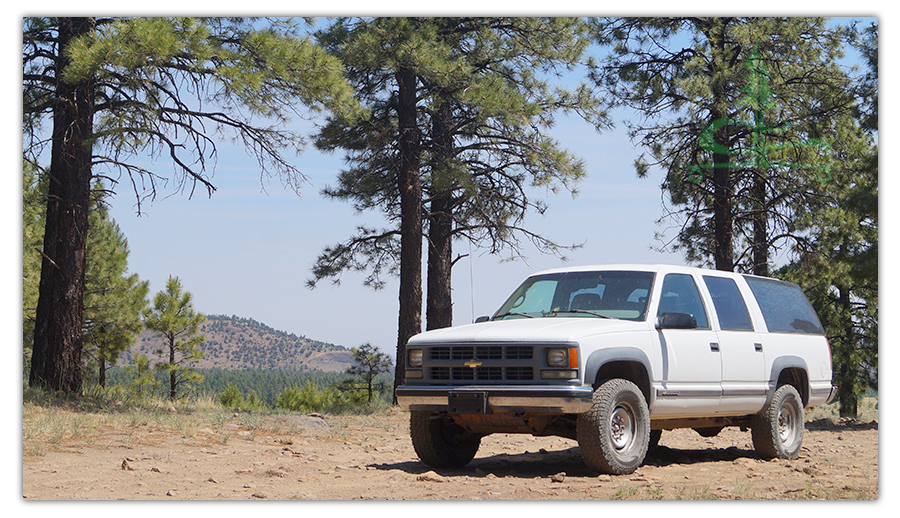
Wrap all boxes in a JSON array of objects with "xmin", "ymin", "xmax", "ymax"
[
  {"xmin": 429, "ymin": 345, "xmax": 533, "ymax": 361},
  {"xmin": 429, "ymin": 365, "xmax": 532, "ymax": 381},
  {"xmin": 505, "ymin": 366, "xmax": 534, "ymax": 380},
  {"xmin": 418, "ymin": 343, "xmax": 542, "ymax": 384}
]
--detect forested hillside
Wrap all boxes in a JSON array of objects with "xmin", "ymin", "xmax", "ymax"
[{"xmin": 127, "ymin": 314, "xmax": 354, "ymax": 372}]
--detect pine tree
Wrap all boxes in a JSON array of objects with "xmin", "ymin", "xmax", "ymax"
[
  {"xmin": 589, "ymin": 17, "xmax": 853, "ymax": 273},
  {"xmin": 308, "ymin": 18, "xmax": 608, "ymax": 390},
  {"xmin": 143, "ymin": 276, "xmax": 206, "ymax": 400},
  {"xmin": 123, "ymin": 353, "xmax": 160, "ymax": 398},
  {"xmin": 23, "ymin": 17, "xmax": 362, "ymax": 393},
  {"xmin": 344, "ymin": 343, "xmax": 393, "ymax": 403}
]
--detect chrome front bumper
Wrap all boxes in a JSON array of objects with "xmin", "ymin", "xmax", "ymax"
[{"xmin": 395, "ymin": 384, "xmax": 595, "ymax": 414}]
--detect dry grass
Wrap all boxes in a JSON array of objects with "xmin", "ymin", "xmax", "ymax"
[
  {"xmin": 21, "ymin": 385, "xmax": 401, "ymax": 459},
  {"xmin": 805, "ymin": 396, "xmax": 878, "ymax": 424}
]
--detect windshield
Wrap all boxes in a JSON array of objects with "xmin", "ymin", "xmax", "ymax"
[{"xmin": 493, "ymin": 270, "xmax": 655, "ymax": 321}]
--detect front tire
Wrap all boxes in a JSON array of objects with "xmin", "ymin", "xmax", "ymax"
[
  {"xmin": 751, "ymin": 384, "xmax": 805, "ymax": 460},
  {"xmin": 577, "ymin": 379, "xmax": 650, "ymax": 474},
  {"xmin": 410, "ymin": 411, "xmax": 481, "ymax": 468}
]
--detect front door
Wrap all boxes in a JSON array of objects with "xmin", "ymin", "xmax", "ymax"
[{"xmin": 652, "ymin": 273, "xmax": 722, "ymax": 417}]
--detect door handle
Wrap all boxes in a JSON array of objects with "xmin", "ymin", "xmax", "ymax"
[
  {"xmin": 710, "ymin": 342, "xmax": 720, "ymax": 352},
  {"xmin": 754, "ymin": 342, "xmax": 763, "ymax": 352}
]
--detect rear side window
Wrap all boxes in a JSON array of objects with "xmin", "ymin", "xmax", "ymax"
[
  {"xmin": 744, "ymin": 276, "xmax": 824, "ymax": 334},
  {"xmin": 703, "ymin": 276, "xmax": 754, "ymax": 331}
]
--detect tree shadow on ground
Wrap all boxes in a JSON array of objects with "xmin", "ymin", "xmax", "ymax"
[{"xmin": 805, "ymin": 418, "xmax": 878, "ymax": 432}]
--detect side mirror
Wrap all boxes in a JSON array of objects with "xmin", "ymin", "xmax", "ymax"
[
  {"xmin": 656, "ymin": 312, "xmax": 697, "ymax": 330},
  {"xmin": 474, "ymin": 316, "xmax": 491, "ymax": 323}
]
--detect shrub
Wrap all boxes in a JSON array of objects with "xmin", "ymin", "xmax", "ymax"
[
  {"xmin": 218, "ymin": 383, "xmax": 267, "ymax": 411},
  {"xmin": 276, "ymin": 381, "xmax": 339, "ymax": 413}
]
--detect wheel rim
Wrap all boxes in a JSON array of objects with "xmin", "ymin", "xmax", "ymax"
[
  {"xmin": 777, "ymin": 403, "xmax": 797, "ymax": 445},
  {"xmin": 610, "ymin": 404, "xmax": 635, "ymax": 450}
]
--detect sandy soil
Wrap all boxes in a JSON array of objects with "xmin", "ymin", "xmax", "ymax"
[{"xmin": 22, "ymin": 407, "xmax": 878, "ymax": 501}]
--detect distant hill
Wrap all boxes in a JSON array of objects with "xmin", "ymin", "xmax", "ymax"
[{"xmin": 126, "ymin": 314, "xmax": 354, "ymax": 372}]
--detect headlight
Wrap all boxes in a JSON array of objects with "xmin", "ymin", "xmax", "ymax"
[
  {"xmin": 408, "ymin": 348, "xmax": 423, "ymax": 368},
  {"xmin": 547, "ymin": 348, "xmax": 569, "ymax": 368}
]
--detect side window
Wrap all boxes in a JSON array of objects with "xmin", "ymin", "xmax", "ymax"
[
  {"xmin": 744, "ymin": 276, "xmax": 824, "ymax": 334},
  {"xmin": 703, "ymin": 276, "xmax": 754, "ymax": 331},
  {"xmin": 656, "ymin": 274, "xmax": 709, "ymax": 329}
]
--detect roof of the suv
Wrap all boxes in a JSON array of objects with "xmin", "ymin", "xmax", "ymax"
[{"xmin": 530, "ymin": 264, "xmax": 704, "ymax": 276}]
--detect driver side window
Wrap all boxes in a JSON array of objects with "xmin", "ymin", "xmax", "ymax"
[{"xmin": 657, "ymin": 273, "xmax": 709, "ymax": 329}]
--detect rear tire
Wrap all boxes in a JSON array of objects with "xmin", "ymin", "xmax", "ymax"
[
  {"xmin": 751, "ymin": 384, "xmax": 804, "ymax": 460},
  {"xmin": 577, "ymin": 379, "xmax": 650, "ymax": 474},
  {"xmin": 410, "ymin": 411, "xmax": 481, "ymax": 468}
]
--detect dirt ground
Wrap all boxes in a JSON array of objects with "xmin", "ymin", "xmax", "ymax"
[{"xmin": 22, "ymin": 406, "xmax": 878, "ymax": 501}]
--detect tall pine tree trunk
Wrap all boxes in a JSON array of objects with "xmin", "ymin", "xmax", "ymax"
[
  {"xmin": 836, "ymin": 283, "xmax": 859, "ymax": 418},
  {"xmin": 30, "ymin": 17, "xmax": 96, "ymax": 394},
  {"xmin": 393, "ymin": 66, "xmax": 422, "ymax": 398},
  {"xmin": 751, "ymin": 170, "xmax": 769, "ymax": 276},
  {"xmin": 427, "ymin": 195, "xmax": 454, "ymax": 330},
  {"xmin": 708, "ymin": 20, "xmax": 735, "ymax": 272},
  {"xmin": 98, "ymin": 355, "xmax": 107, "ymax": 388},
  {"xmin": 427, "ymin": 97, "xmax": 454, "ymax": 331}
]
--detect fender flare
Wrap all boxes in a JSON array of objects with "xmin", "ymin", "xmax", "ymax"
[
  {"xmin": 583, "ymin": 347, "xmax": 655, "ymax": 410},
  {"xmin": 767, "ymin": 355, "xmax": 810, "ymax": 406}
]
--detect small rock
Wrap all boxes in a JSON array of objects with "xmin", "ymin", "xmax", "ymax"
[
  {"xmin": 251, "ymin": 492, "xmax": 268, "ymax": 499},
  {"xmin": 166, "ymin": 490, "xmax": 176, "ymax": 497},
  {"xmin": 150, "ymin": 467, "xmax": 162, "ymax": 473},
  {"xmin": 416, "ymin": 471, "xmax": 447, "ymax": 483},
  {"xmin": 121, "ymin": 459, "xmax": 134, "ymax": 471},
  {"xmin": 206, "ymin": 478, "xmax": 218, "ymax": 483},
  {"xmin": 550, "ymin": 472, "xmax": 566, "ymax": 483},
  {"xmin": 596, "ymin": 474, "xmax": 612, "ymax": 482}
]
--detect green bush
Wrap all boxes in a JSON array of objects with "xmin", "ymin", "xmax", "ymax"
[
  {"xmin": 218, "ymin": 383, "xmax": 245, "ymax": 408},
  {"xmin": 218, "ymin": 383, "xmax": 267, "ymax": 411},
  {"xmin": 276, "ymin": 381, "xmax": 340, "ymax": 413}
]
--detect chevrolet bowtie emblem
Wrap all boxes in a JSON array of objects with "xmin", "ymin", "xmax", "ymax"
[{"xmin": 464, "ymin": 360, "xmax": 483, "ymax": 368}]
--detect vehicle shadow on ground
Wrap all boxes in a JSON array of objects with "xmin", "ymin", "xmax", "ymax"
[{"xmin": 367, "ymin": 444, "xmax": 761, "ymax": 479}]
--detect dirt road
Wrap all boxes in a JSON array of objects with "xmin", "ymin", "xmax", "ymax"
[{"xmin": 22, "ymin": 407, "xmax": 878, "ymax": 500}]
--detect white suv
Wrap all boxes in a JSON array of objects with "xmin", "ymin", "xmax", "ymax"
[{"xmin": 396, "ymin": 264, "xmax": 836, "ymax": 475}]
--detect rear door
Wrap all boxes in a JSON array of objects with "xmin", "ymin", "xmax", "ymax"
[{"xmin": 702, "ymin": 274, "xmax": 767, "ymax": 414}]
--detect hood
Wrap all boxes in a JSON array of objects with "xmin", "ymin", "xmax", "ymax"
[{"xmin": 408, "ymin": 317, "xmax": 648, "ymax": 345}]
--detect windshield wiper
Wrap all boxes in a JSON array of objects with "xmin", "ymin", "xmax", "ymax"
[
  {"xmin": 545, "ymin": 309, "xmax": 611, "ymax": 319},
  {"xmin": 493, "ymin": 311, "xmax": 535, "ymax": 320}
]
